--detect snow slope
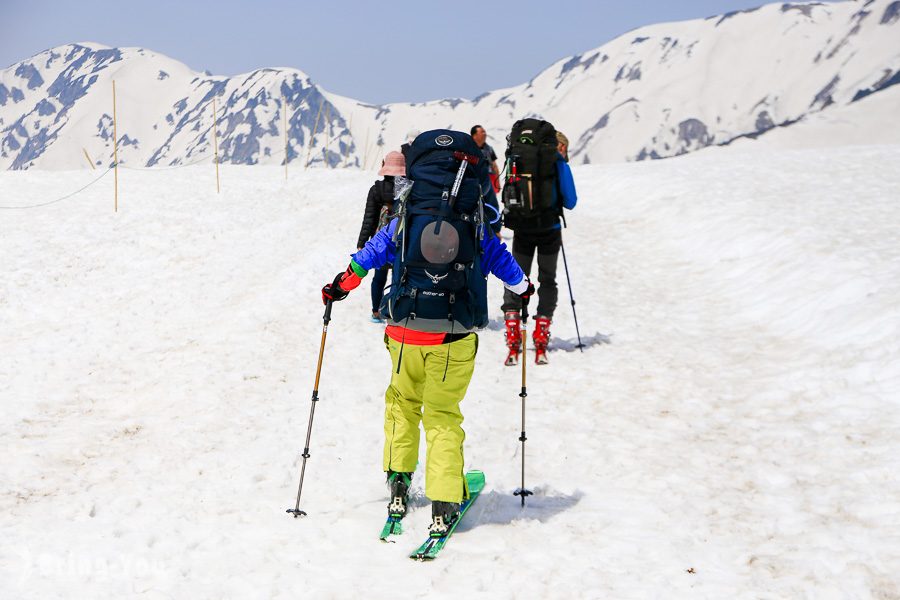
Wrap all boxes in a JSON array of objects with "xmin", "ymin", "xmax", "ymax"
[
  {"xmin": 731, "ymin": 80, "xmax": 900, "ymax": 149},
  {"xmin": 1, "ymin": 140, "xmax": 899, "ymax": 597},
  {"xmin": 2, "ymin": 0, "xmax": 899, "ymax": 170}
]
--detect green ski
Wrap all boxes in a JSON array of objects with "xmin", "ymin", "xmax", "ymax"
[
  {"xmin": 380, "ymin": 470, "xmax": 413, "ymax": 541},
  {"xmin": 410, "ymin": 470, "xmax": 486, "ymax": 561},
  {"xmin": 380, "ymin": 516, "xmax": 404, "ymax": 541}
]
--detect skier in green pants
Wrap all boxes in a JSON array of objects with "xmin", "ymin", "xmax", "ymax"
[
  {"xmin": 322, "ymin": 129, "xmax": 532, "ymax": 535},
  {"xmin": 382, "ymin": 333, "xmax": 478, "ymax": 503}
]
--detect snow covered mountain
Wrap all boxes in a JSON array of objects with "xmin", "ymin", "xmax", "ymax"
[
  {"xmin": 2, "ymin": 0, "xmax": 899, "ymax": 170},
  {"xmin": 0, "ymin": 44, "xmax": 353, "ymax": 170}
]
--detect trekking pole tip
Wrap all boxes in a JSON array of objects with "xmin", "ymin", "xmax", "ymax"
[
  {"xmin": 513, "ymin": 488, "xmax": 533, "ymax": 506},
  {"xmin": 286, "ymin": 508, "xmax": 308, "ymax": 518}
]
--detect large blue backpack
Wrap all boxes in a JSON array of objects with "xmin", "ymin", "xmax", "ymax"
[{"xmin": 380, "ymin": 129, "xmax": 491, "ymax": 332}]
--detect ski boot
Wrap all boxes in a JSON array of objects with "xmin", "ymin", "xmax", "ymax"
[
  {"xmin": 533, "ymin": 316, "xmax": 551, "ymax": 365},
  {"xmin": 429, "ymin": 501, "xmax": 461, "ymax": 537},
  {"xmin": 504, "ymin": 310, "xmax": 522, "ymax": 366},
  {"xmin": 386, "ymin": 471, "xmax": 412, "ymax": 518},
  {"xmin": 370, "ymin": 311, "xmax": 385, "ymax": 324}
]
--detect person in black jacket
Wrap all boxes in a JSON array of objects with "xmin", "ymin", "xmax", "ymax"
[
  {"xmin": 400, "ymin": 129, "xmax": 420, "ymax": 157},
  {"xmin": 357, "ymin": 150, "xmax": 406, "ymax": 322}
]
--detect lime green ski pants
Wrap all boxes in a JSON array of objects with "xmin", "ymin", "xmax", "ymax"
[{"xmin": 383, "ymin": 333, "xmax": 478, "ymax": 503}]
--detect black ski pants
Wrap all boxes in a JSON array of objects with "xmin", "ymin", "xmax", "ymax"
[{"xmin": 501, "ymin": 228, "xmax": 562, "ymax": 319}]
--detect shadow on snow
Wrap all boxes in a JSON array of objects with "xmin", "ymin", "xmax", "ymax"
[
  {"xmin": 456, "ymin": 487, "xmax": 584, "ymax": 532},
  {"xmin": 486, "ymin": 317, "xmax": 613, "ymax": 352},
  {"xmin": 549, "ymin": 332, "xmax": 612, "ymax": 352}
]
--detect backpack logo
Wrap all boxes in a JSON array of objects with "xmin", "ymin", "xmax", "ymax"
[
  {"xmin": 435, "ymin": 134, "xmax": 453, "ymax": 146},
  {"xmin": 424, "ymin": 270, "xmax": 449, "ymax": 285}
]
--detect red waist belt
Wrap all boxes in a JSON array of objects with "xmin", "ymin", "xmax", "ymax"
[{"xmin": 385, "ymin": 325, "xmax": 471, "ymax": 346}]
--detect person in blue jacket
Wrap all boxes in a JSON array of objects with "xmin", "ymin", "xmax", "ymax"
[{"xmin": 501, "ymin": 130, "xmax": 578, "ymax": 365}]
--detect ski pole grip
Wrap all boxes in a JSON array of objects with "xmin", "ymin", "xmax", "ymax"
[{"xmin": 323, "ymin": 299, "xmax": 333, "ymax": 324}]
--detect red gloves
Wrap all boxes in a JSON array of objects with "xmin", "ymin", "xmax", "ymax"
[
  {"xmin": 322, "ymin": 264, "xmax": 363, "ymax": 304},
  {"xmin": 322, "ymin": 272, "xmax": 349, "ymax": 304}
]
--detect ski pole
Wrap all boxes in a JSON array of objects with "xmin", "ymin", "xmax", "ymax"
[
  {"xmin": 513, "ymin": 299, "xmax": 533, "ymax": 506},
  {"xmin": 287, "ymin": 299, "xmax": 333, "ymax": 517},
  {"xmin": 559, "ymin": 236, "xmax": 585, "ymax": 352}
]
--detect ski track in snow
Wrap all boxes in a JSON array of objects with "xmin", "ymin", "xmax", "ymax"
[{"xmin": 1, "ymin": 143, "xmax": 899, "ymax": 598}]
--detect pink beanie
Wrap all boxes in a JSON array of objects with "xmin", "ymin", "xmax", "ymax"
[{"xmin": 378, "ymin": 151, "xmax": 406, "ymax": 177}]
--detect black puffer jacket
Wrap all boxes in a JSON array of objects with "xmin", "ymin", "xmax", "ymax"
[{"xmin": 356, "ymin": 177, "xmax": 395, "ymax": 248}]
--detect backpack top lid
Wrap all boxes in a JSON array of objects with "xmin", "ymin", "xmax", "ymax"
[
  {"xmin": 404, "ymin": 129, "xmax": 490, "ymax": 212},
  {"xmin": 507, "ymin": 118, "xmax": 557, "ymax": 153},
  {"xmin": 406, "ymin": 129, "xmax": 483, "ymax": 170},
  {"xmin": 406, "ymin": 129, "xmax": 484, "ymax": 167}
]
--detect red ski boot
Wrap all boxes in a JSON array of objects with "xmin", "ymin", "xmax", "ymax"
[
  {"xmin": 533, "ymin": 316, "xmax": 551, "ymax": 365},
  {"xmin": 504, "ymin": 311, "xmax": 522, "ymax": 366}
]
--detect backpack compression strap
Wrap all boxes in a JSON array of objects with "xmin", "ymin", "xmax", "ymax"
[{"xmin": 434, "ymin": 151, "xmax": 480, "ymax": 235}]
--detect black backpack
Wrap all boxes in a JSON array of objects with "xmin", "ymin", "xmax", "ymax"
[
  {"xmin": 501, "ymin": 118, "xmax": 559, "ymax": 231},
  {"xmin": 379, "ymin": 130, "xmax": 491, "ymax": 332}
]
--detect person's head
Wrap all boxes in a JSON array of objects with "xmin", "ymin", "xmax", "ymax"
[
  {"xmin": 470, "ymin": 125, "xmax": 486, "ymax": 147},
  {"xmin": 378, "ymin": 150, "xmax": 406, "ymax": 178},
  {"xmin": 556, "ymin": 131, "xmax": 569, "ymax": 161}
]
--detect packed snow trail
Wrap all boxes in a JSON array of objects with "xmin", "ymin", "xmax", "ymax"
[{"xmin": 1, "ymin": 144, "xmax": 899, "ymax": 597}]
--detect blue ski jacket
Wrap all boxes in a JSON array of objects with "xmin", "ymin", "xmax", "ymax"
[
  {"xmin": 556, "ymin": 155, "xmax": 578, "ymax": 212},
  {"xmin": 541, "ymin": 154, "xmax": 578, "ymax": 231},
  {"xmin": 352, "ymin": 219, "xmax": 525, "ymax": 289}
]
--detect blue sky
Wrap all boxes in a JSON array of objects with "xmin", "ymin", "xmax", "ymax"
[{"xmin": 1, "ymin": 0, "xmax": 838, "ymax": 104}]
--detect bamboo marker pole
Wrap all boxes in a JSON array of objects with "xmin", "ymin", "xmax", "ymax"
[
  {"xmin": 283, "ymin": 93, "xmax": 289, "ymax": 180},
  {"xmin": 82, "ymin": 148, "xmax": 96, "ymax": 170},
  {"xmin": 305, "ymin": 100, "xmax": 323, "ymax": 170},
  {"xmin": 362, "ymin": 128, "xmax": 370, "ymax": 171},
  {"xmin": 323, "ymin": 104, "xmax": 331, "ymax": 168},
  {"xmin": 342, "ymin": 113, "xmax": 353, "ymax": 168},
  {"xmin": 213, "ymin": 97, "xmax": 220, "ymax": 194},
  {"xmin": 112, "ymin": 80, "xmax": 118, "ymax": 212}
]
